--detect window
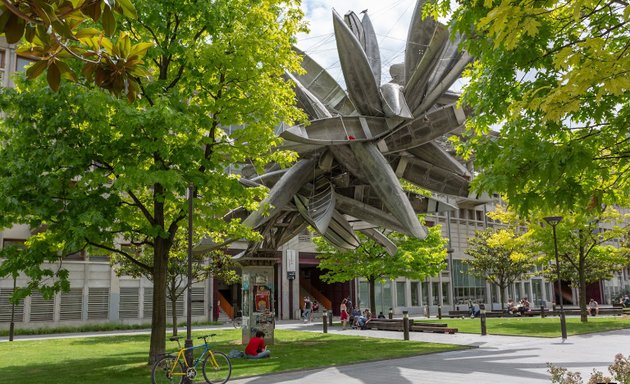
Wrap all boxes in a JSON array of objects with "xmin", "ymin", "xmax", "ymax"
[
  {"xmin": 1, "ymin": 239, "xmax": 25, "ymax": 258},
  {"xmin": 432, "ymin": 282, "xmax": 439, "ymax": 305},
  {"xmin": 441, "ymin": 282, "xmax": 450, "ymax": 305},
  {"xmin": 396, "ymin": 281, "xmax": 406, "ymax": 307},
  {"xmin": 410, "ymin": 282, "xmax": 420, "ymax": 306},
  {"xmin": 0, "ymin": 49, "xmax": 5, "ymax": 83},
  {"xmin": 65, "ymin": 250, "xmax": 85, "ymax": 260},
  {"xmin": 451, "ymin": 259, "xmax": 487, "ymax": 304},
  {"xmin": 15, "ymin": 55, "xmax": 35, "ymax": 72},
  {"xmin": 2, "ymin": 239, "xmax": 25, "ymax": 249},
  {"xmin": 421, "ymin": 282, "xmax": 429, "ymax": 307}
]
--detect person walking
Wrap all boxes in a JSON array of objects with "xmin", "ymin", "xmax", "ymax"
[
  {"xmin": 340, "ymin": 298, "xmax": 349, "ymax": 330},
  {"xmin": 303, "ymin": 296, "xmax": 312, "ymax": 323}
]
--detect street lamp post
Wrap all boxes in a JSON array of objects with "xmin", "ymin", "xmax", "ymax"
[
  {"xmin": 185, "ymin": 184, "xmax": 194, "ymax": 382},
  {"xmin": 543, "ymin": 216, "xmax": 567, "ymax": 340}
]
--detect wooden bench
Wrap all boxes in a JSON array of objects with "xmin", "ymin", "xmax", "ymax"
[
  {"xmin": 364, "ymin": 319, "xmax": 458, "ymax": 334},
  {"xmin": 413, "ymin": 322, "xmax": 448, "ymax": 327},
  {"xmin": 364, "ymin": 319, "xmax": 407, "ymax": 331},
  {"xmin": 410, "ymin": 324, "xmax": 458, "ymax": 334},
  {"xmin": 447, "ymin": 310, "xmax": 470, "ymax": 318}
]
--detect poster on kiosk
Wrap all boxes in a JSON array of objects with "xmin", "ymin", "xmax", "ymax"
[{"xmin": 241, "ymin": 267, "xmax": 274, "ymax": 344}]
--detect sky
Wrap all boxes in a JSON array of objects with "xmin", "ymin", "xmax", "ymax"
[
  {"xmin": 296, "ymin": 0, "xmax": 419, "ymax": 86},
  {"xmin": 295, "ymin": 0, "xmax": 467, "ymax": 93}
]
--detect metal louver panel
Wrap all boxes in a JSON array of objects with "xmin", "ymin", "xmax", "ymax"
[
  {"xmin": 0, "ymin": 288, "xmax": 24, "ymax": 323},
  {"xmin": 143, "ymin": 288, "xmax": 153, "ymax": 319},
  {"xmin": 30, "ymin": 291, "xmax": 54, "ymax": 322},
  {"xmin": 119, "ymin": 287, "xmax": 140, "ymax": 320},
  {"xmin": 87, "ymin": 288, "xmax": 109, "ymax": 320},
  {"xmin": 166, "ymin": 290, "xmax": 185, "ymax": 319},
  {"xmin": 191, "ymin": 287, "xmax": 205, "ymax": 317},
  {"xmin": 59, "ymin": 288, "xmax": 83, "ymax": 321}
]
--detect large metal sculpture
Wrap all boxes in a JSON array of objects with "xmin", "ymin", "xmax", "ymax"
[{"xmin": 239, "ymin": 0, "xmax": 474, "ymax": 257}]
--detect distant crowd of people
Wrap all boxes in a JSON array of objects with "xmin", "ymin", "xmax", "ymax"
[{"xmin": 506, "ymin": 297, "xmax": 531, "ymax": 316}]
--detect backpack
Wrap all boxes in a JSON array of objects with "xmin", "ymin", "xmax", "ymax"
[{"xmin": 227, "ymin": 350, "xmax": 244, "ymax": 359}]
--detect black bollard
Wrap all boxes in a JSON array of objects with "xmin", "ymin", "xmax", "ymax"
[
  {"xmin": 480, "ymin": 304, "xmax": 487, "ymax": 336},
  {"xmin": 437, "ymin": 305, "xmax": 442, "ymax": 320},
  {"xmin": 323, "ymin": 311, "xmax": 328, "ymax": 333},
  {"xmin": 403, "ymin": 310, "xmax": 410, "ymax": 341},
  {"xmin": 329, "ymin": 309, "xmax": 333, "ymax": 326},
  {"xmin": 540, "ymin": 305, "xmax": 545, "ymax": 318},
  {"xmin": 388, "ymin": 307, "xmax": 393, "ymax": 320}
]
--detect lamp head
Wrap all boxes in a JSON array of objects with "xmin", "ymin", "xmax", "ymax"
[{"xmin": 543, "ymin": 216, "xmax": 563, "ymax": 226}]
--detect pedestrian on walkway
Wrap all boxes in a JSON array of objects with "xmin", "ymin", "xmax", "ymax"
[
  {"xmin": 340, "ymin": 298, "xmax": 349, "ymax": 330},
  {"xmin": 303, "ymin": 296, "xmax": 312, "ymax": 323}
]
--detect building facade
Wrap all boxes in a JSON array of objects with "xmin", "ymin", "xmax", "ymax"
[{"xmin": 1, "ymin": 37, "xmax": 629, "ymax": 330}]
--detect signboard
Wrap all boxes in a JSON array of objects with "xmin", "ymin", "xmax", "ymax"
[
  {"xmin": 286, "ymin": 249, "xmax": 297, "ymax": 273},
  {"xmin": 287, "ymin": 271, "xmax": 296, "ymax": 280}
]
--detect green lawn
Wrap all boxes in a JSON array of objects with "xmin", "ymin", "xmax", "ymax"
[
  {"xmin": 0, "ymin": 329, "xmax": 465, "ymax": 384},
  {"xmin": 421, "ymin": 315, "xmax": 630, "ymax": 337}
]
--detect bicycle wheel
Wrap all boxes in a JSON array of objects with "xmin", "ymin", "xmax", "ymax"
[
  {"xmin": 202, "ymin": 351, "xmax": 232, "ymax": 384},
  {"xmin": 233, "ymin": 317, "xmax": 242, "ymax": 328},
  {"xmin": 152, "ymin": 355, "xmax": 184, "ymax": 384}
]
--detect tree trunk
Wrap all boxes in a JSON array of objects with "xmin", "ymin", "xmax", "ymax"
[
  {"xmin": 368, "ymin": 277, "xmax": 376, "ymax": 316},
  {"xmin": 499, "ymin": 284, "xmax": 506, "ymax": 312},
  {"xmin": 149, "ymin": 237, "xmax": 169, "ymax": 364},
  {"xmin": 171, "ymin": 297, "xmax": 178, "ymax": 336},
  {"xmin": 578, "ymin": 237, "xmax": 588, "ymax": 323},
  {"xmin": 168, "ymin": 277, "xmax": 179, "ymax": 336}
]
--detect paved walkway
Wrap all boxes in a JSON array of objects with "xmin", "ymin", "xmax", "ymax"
[
  {"xmin": 233, "ymin": 321, "xmax": 629, "ymax": 384},
  {"xmin": 3, "ymin": 319, "xmax": 627, "ymax": 383}
]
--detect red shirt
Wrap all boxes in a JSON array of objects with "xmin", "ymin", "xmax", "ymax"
[{"xmin": 245, "ymin": 336, "xmax": 265, "ymax": 356}]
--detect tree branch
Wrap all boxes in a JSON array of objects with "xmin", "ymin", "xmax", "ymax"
[{"xmin": 86, "ymin": 240, "xmax": 152, "ymax": 272}]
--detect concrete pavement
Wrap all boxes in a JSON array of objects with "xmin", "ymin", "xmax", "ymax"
[
  {"xmin": 233, "ymin": 320, "xmax": 630, "ymax": 384},
  {"xmin": 3, "ymin": 318, "xmax": 627, "ymax": 383}
]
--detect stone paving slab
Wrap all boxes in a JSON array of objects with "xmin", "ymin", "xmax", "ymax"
[{"xmin": 233, "ymin": 322, "xmax": 630, "ymax": 384}]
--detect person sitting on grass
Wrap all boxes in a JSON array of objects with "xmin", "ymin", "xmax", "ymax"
[
  {"xmin": 587, "ymin": 298, "xmax": 599, "ymax": 316},
  {"xmin": 244, "ymin": 330, "xmax": 271, "ymax": 359}
]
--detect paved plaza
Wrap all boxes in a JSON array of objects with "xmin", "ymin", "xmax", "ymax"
[
  {"xmin": 231, "ymin": 320, "xmax": 629, "ymax": 384},
  {"xmin": 4, "ymin": 318, "xmax": 627, "ymax": 383}
]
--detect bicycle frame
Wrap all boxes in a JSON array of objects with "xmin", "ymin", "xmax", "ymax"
[{"xmin": 167, "ymin": 341, "xmax": 221, "ymax": 378}]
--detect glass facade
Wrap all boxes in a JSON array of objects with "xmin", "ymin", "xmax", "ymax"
[
  {"xmin": 422, "ymin": 281, "xmax": 429, "ymax": 306},
  {"xmin": 452, "ymin": 260, "xmax": 486, "ymax": 304},
  {"xmin": 411, "ymin": 282, "xmax": 420, "ymax": 306},
  {"xmin": 531, "ymin": 279, "xmax": 543, "ymax": 305},
  {"xmin": 359, "ymin": 281, "xmax": 369, "ymax": 309},
  {"xmin": 358, "ymin": 280, "xmax": 392, "ymax": 314},
  {"xmin": 441, "ymin": 282, "xmax": 449, "ymax": 305},
  {"xmin": 396, "ymin": 281, "xmax": 406, "ymax": 307},
  {"xmin": 431, "ymin": 282, "xmax": 439, "ymax": 305}
]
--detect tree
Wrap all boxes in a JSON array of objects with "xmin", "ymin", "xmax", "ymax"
[
  {"xmin": 530, "ymin": 209, "xmax": 630, "ymax": 322},
  {"xmin": 111, "ymin": 242, "xmax": 240, "ymax": 336},
  {"xmin": 464, "ymin": 226, "xmax": 537, "ymax": 311},
  {"xmin": 0, "ymin": 0, "xmax": 149, "ymax": 99},
  {"xmin": 424, "ymin": 0, "xmax": 630, "ymax": 214},
  {"xmin": 314, "ymin": 224, "xmax": 447, "ymax": 315},
  {"xmin": 0, "ymin": 0, "xmax": 306, "ymax": 363}
]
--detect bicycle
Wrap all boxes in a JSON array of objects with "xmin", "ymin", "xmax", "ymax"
[
  {"xmin": 229, "ymin": 310, "xmax": 242, "ymax": 329},
  {"xmin": 151, "ymin": 334, "xmax": 232, "ymax": 384}
]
